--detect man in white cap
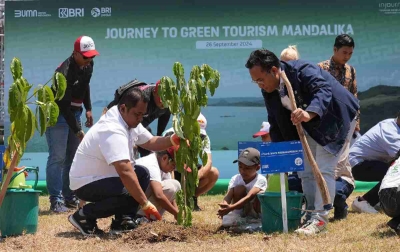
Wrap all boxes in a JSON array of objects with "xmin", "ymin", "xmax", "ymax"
[
  {"xmin": 163, "ymin": 113, "xmax": 219, "ymax": 211},
  {"xmin": 252, "ymin": 121, "xmax": 271, "ymax": 142},
  {"xmin": 46, "ymin": 35, "xmax": 100, "ymax": 213}
]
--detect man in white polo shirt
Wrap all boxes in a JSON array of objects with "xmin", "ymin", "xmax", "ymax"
[{"xmin": 68, "ymin": 87, "xmax": 181, "ymax": 236}]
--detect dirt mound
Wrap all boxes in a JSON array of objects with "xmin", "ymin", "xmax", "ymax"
[{"xmin": 123, "ymin": 221, "xmax": 215, "ymax": 244}]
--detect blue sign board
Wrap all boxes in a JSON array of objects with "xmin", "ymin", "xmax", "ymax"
[{"xmin": 238, "ymin": 141, "xmax": 304, "ymax": 174}]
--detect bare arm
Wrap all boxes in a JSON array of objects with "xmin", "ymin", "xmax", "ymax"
[
  {"xmin": 198, "ymin": 153, "xmax": 212, "ymax": 178},
  {"xmin": 139, "ymin": 136, "xmax": 173, "ymax": 152},
  {"xmin": 113, "ymin": 160, "xmax": 147, "ymax": 206},
  {"xmin": 150, "ymin": 181, "xmax": 179, "ymax": 219},
  {"xmin": 221, "ymin": 188, "xmax": 234, "ymax": 205},
  {"xmin": 229, "ymin": 187, "xmax": 261, "ymax": 210}
]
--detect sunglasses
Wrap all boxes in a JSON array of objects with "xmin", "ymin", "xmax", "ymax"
[{"xmin": 80, "ymin": 52, "xmax": 95, "ymax": 60}]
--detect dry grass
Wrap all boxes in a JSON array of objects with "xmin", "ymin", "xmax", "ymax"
[{"xmin": 0, "ymin": 193, "xmax": 398, "ymax": 252}]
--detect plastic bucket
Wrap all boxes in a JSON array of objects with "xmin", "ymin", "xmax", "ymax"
[
  {"xmin": 258, "ymin": 191, "xmax": 305, "ymax": 233},
  {"xmin": 266, "ymin": 173, "xmax": 289, "ymax": 193},
  {"xmin": 0, "ymin": 166, "xmax": 40, "ymax": 237}
]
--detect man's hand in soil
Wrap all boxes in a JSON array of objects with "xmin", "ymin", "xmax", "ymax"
[{"xmin": 142, "ymin": 200, "xmax": 162, "ymax": 220}]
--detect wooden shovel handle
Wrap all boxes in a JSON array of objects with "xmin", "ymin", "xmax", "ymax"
[{"xmin": 280, "ymin": 71, "xmax": 332, "ymax": 210}]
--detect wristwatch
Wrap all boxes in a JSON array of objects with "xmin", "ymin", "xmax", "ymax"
[{"xmin": 76, "ymin": 130, "xmax": 84, "ymax": 138}]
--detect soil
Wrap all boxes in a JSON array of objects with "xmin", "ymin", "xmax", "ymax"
[{"xmin": 123, "ymin": 221, "xmax": 216, "ymax": 244}]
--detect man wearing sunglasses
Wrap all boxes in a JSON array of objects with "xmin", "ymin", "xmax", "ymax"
[{"xmin": 46, "ymin": 35, "xmax": 99, "ymax": 213}]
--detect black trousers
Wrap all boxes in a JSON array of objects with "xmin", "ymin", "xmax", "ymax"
[
  {"xmin": 352, "ymin": 160, "xmax": 390, "ymax": 206},
  {"xmin": 75, "ymin": 165, "xmax": 150, "ymax": 220}
]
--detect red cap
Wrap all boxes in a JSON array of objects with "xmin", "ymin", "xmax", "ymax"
[{"xmin": 74, "ymin": 36, "xmax": 100, "ymax": 58}]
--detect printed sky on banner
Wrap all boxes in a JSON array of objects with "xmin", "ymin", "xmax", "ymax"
[
  {"xmin": 3, "ymin": 0, "xmax": 400, "ymax": 153},
  {"xmin": 4, "ymin": 0, "xmax": 400, "ymax": 101}
]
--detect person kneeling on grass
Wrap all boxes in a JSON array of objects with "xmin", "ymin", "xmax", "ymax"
[
  {"xmin": 379, "ymin": 155, "xmax": 400, "ymax": 235},
  {"xmin": 217, "ymin": 147, "xmax": 267, "ymax": 225},
  {"xmin": 68, "ymin": 87, "xmax": 182, "ymax": 236},
  {"xmin": 135, "ymin": 146, "xmax": 181, "ymax": 220}
]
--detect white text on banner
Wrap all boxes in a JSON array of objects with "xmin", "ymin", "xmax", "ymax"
[{"xmin": 196, "ymin": 40, "xmax": 262, "ymax": 50}]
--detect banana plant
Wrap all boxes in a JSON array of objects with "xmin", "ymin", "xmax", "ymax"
[
  {"xmin": 0, "ymin": 57, "xmax": 66, "ymax": 207},
  {"xmin": 158, "ymin": 62, "xmax": 220, "ymax": 226}
]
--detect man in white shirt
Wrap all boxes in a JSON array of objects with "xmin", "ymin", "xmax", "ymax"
[
  {"xmin": 379, "ymin": 156, "xmax": 400, "ymax": 235},
  {"xmin": 350, "ymin": 112, "xmax": 400, "ymax": 214},
  {"xmin": 163, "ymin": 113, "xmax": 219, "ymax": 211},
  {"xmin": 68, "ymin": 87, "xmax": 182, "ymax": 236},
  {"xmin": 135, "ymin": 146, "xmax": 181, "ymax": 220}
]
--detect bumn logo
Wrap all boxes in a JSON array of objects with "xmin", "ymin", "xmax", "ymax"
[
  {"xmin": 83, "ymin": 42, "xmax": 94, "ymax": 50},
  {"xmin": 14, "ymin": 10, "xmax": 37, "ymax": 18},
  {"xmin": 91, "ymin": 7, "xmax": 111, "ymax": 17},
  {"xmin": 58, "ymin": 8, "xmax": 84, "ymax": 18}
]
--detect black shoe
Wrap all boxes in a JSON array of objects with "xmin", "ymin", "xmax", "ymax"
[
  {"xmin": 50, "ymin": 201, "xmax": 69, "ymax": 213},
  {"xmin": 68, "ymin": 210, "xmax": 104, "ymax": 236},
  {"xmin": 65, "ymin": 197, "xmax": 80, "ymax": 209},
  {"xmin": 387, "ymin": 218, "xmax": 400, "ymax": 236},
  {"xmin": 193, "ymin": 196, "xmax": 202, "ymax": 212},
  {"xmin": 334, "ymin": 208, "xmax": 348, "ymax": 220},
  {"xmin": 110, "ymin": 216, "xmax": 138, "ymax": 234}
]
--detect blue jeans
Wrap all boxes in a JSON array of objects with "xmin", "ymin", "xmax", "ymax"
[
  {"xmin": 45, "ymin": 110, "xmax": 82, "ymax": 203},
  {"xmin": 334, "ymin": 177, "xmax": 354, "ymax": 215}
]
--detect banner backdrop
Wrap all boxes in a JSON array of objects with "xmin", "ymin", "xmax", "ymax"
[{"xmin": 4, "ymin": 0, "xmax": 400, "ymax": 156}]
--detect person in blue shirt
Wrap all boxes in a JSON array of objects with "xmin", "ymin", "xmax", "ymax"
[
  {"xmin": 245, "ymin": 49, "xmax": 359, "ymax": 235},
  {"xmin": 350, "ymin": 111, "xmax": 400, "ymax": 214}
]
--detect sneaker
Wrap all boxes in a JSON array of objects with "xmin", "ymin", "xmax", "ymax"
[
  {"xmin": 334, "ymin": 207, "xmax": 348, "ymax": 220},
  {"xmin": 68, "ymin": 210, "xmax": 104, "ymax": 236},
  {"xmin": 65, "ymin": 197, "xmax": 80, "ymax": 209},
  {"xmin": 387, "ymin": 218, "xmax": 400, "ymax": 236},
  {"xmin": 110, "ymin": 217, "xmax": 138, "ymax": 234},
  {"xmin": 193, "ymin": 196, "xmax": 202, "ymax": 211},
  {"xmin": 50, "ymin": 201, "xmax": 69, "ymax": 213},
  {"xmin": 351, "ymin": 197, "xmax": 378, "ymax": 214},
  {"xmin": 294, "ymin": 219, "xmax": 327, "ymax": 235}
]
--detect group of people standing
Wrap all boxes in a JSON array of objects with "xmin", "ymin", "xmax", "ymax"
[{"xmin": 44, "ymin": 33, "xmax": 399, "ymax": 236}]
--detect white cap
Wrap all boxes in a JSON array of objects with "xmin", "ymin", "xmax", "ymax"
[
  {"xmin": 252, "ymin": 121, "xmax": 270, "ymax": 138},
  {"xmin": 197, "ymin": 113, "xmax": 207, "ymax": 135}
]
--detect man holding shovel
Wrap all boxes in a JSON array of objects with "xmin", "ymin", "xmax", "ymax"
[{"xmin": 245, "ymin": 49, "xmax": 359, "ymax": 235}]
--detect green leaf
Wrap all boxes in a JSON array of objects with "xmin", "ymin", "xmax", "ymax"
[
  {"xmin": 55, "ymin": 72, "xmax": 67, "ymax": 100},
  {"xmin": 172, "ymin": 115, "xmax": 185, "ymax": 139},
  {"xmin": 8, "ymin": 82, "xmax": 21, "ymax": 123},
  {"xmin": 38, "ymin": 86, "xmax": 46, "ymax": 103},
  {"xmin": 38, "ymin": 105, "xmax": 47, "ymax": 136},
  {"xmin": 201, "ymin": 150, "xmax": 208, "ymax": 167},
  {"xmin": 201, "ymin": 64, "xmax": 213, "ymax": 80},
  {"xmin": 46, "ymin": 101, "xmax": 59, "ymax": 127},
  {"xmin": 190, "ymin": 65, "xmax": 201, "ymax": 80},
  {"xmin": 44, "ymin": 86, "xmax": 55, "ymax": 102},
  {"xmin": 173, "ymin": 62, "xmax": 184, "ymax": 78},
  {"xmin": 14, "ymin": 105, "xmax": 28, "ymax": 146},
  {"xmin": 26, "ymin": 107, "xmax": 36, "ymax": 141},
  {"xmin": 10, "ymin": 57, "xmax": 23, "ymax": 81}
]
